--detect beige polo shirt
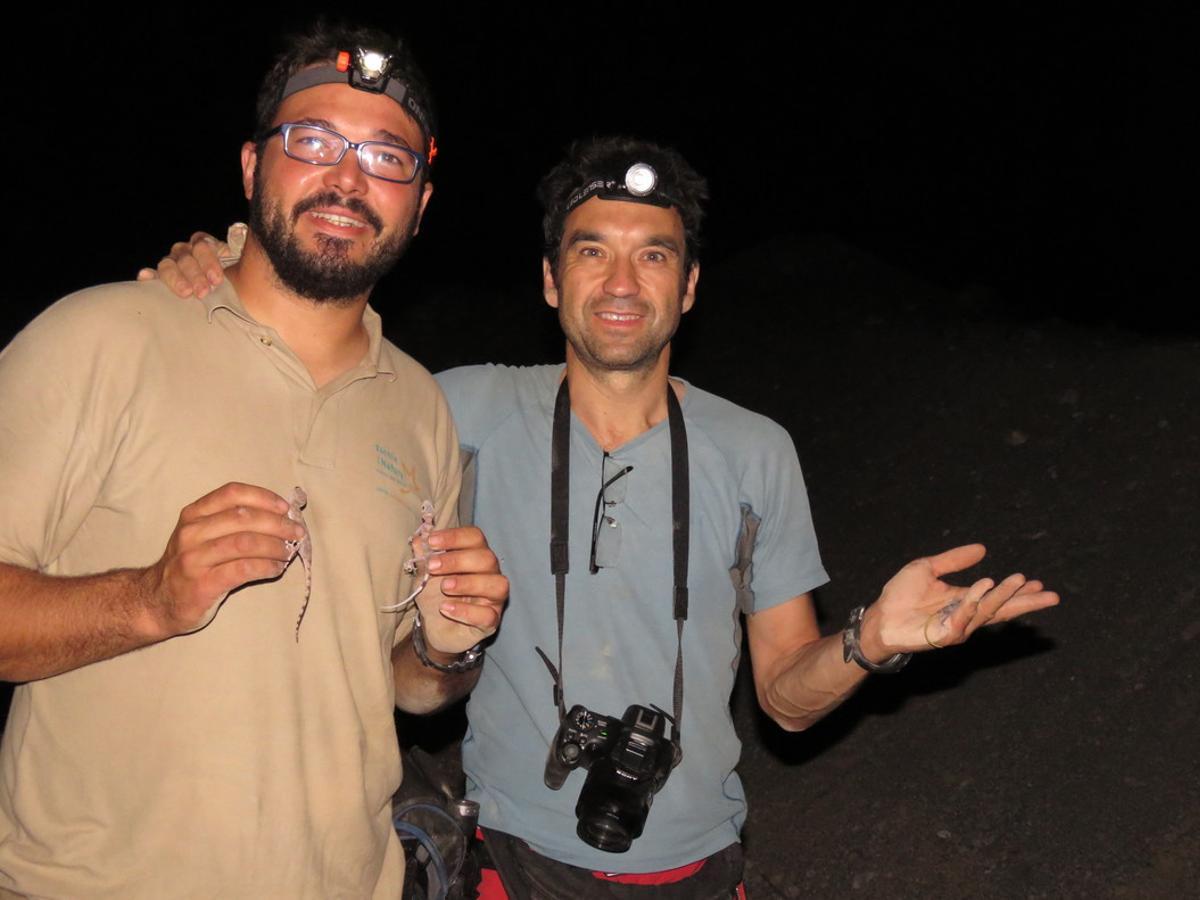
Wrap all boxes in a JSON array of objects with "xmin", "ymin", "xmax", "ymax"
[{"xmin": 0, "ymin": 279, "xmax": 459, "ymax": 898}]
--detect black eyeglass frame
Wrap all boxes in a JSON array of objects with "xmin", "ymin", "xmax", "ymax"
[
  {"xmin": 589, "ymin": 463, "xmax": 634, "ymax": 574},
  {"xmin": 261, "ymin": 122, "xmax": 426, "ymax": 184}
]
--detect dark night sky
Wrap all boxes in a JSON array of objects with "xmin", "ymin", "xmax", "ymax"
[{"xmin": 4, "ymin": 4, "xmax": 1188, "ymax": 340}]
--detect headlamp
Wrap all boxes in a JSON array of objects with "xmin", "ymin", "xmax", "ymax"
[
  {"xmin": 343, "ymin": 48, "xmax": 394, "ymax": 92},
  {"xmin": 623, "ymin": 163, "xmax": 658, "ymax": 197},
  {"xmin": 564, "ymin": 162, "xmax": 672, "ymax": 214},
  {"xmin": 276, "ymin": 44, "xmax": 436, "ymax": 162}
]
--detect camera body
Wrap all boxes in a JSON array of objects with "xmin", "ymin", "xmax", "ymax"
[{"xmin": 544, "ymin": 704, "xmax": 676, "ymax": 853}]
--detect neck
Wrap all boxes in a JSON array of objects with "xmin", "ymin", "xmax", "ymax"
[
  {"xmin": 564, "ymin": 345, "xmax": 684, "ymax": 451},
  {"xmin": 226, "ymin": 238, "xmax": 372, "ymax": 388}
]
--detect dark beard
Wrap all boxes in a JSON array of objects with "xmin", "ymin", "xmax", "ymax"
[{"xmin": 249, "ymin": 181, "xmax": 415, "ymax": 304}]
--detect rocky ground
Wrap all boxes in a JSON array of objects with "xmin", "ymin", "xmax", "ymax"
[{"xmin": 4, "ymin": 235, "xmax": 1195, "ymax": 898}]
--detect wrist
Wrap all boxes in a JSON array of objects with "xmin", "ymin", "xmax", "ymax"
[
  {"xmin": 410, "ymin": 610, "xmax": 485, "ymax": 674},
  {"xmin": 418, "ymin": 637, "xmax": 461, "ymax": 667},
  {"xmin": 127, "ymin": 566, "xmax": 172, "ymax": 642},
  {"xmin": 842, "ymin": 605, "xmax": 910, "ymax": 674},
  {"xmin": 855, "ymin": 604, "xmax": 893, "ymax": 663}
]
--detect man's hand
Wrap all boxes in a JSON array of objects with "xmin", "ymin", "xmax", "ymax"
[
  {"xmin": 136, "ymin": 225, "xmax": 244, "ymax": 299},
  {"xmin": 858, "ymin": 543, "xmax": 1059, "ymax": 660},
  {"xmin": 749, "ymin": 545, "xmax": 1059, "ymax": 732},
  {"xmin": 139, "ymin": 482, "xmax": 303, "ymax": 639},
  {"xmin": 413, "ymin": 526, "xmax": 508, "ymax": 657},
  {"xmin": 0, "ymin": 481, "xmax": 304, "ymax": 681}
]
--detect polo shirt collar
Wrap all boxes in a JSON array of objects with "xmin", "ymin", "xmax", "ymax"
[{"xmin": 202, "ymin": 281, "xmax": 396, "ymax": 379}]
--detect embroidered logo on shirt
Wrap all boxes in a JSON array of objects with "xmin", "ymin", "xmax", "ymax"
[{"xmin": 375, "ymin": 443, "xmax": 421, "ymax": 499}]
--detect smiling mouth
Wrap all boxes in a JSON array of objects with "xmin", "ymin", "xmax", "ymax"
[
  {"xmin": 596, "ymin": 311, "xmax": 643, "ymax": 322},
  {"xmin": 308, "ymin": 210, "xmax": 368, "ymax": 229},
  {"xmin": 292, "ymin": 191, "xmax": 383, "ymax": 234}
]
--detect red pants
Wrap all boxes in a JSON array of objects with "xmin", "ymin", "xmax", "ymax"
[{"xmin": 476, "ymin": 857, "xmax": 748, "ymax": 898}]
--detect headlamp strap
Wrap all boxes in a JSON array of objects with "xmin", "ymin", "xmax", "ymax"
[
  {"xmin": 563, "ymin": 164, "xmax": 673, "ymax": 215},
  {"xmin": 537, "ymin": 377, "xmax": 689, "ymax": 756}
]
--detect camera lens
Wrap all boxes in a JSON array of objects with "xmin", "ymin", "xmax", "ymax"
[
  {"xmin": 575, "ymin": 765, "xmax": 650, "ymax": 853},
  {"xmin": 576, "ymin": 806, "xmax": 635, "ymax": 853}
]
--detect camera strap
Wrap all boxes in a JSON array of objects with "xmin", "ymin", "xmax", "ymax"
[{"xmin": 536, "ymin": 376, "xmax": 689, "ymax": 758}]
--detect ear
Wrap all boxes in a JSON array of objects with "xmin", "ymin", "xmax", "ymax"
[
  {"xmin": 240, "ymin": 141, "xmax": 258, "ymax": 201},
  {"xmin": 412, "ymin": 182, "xmax": 435, "ymax": 235},
  {"xmin": 681, "ymin": 262, "xmax": 700, "ymax": 314},
  {"xmin": 542, "ymin": 258, "xmax": 560, "ymax": 309}
]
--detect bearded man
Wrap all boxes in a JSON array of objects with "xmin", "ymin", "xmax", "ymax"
[{"xmin": 0, "ymin": 22, "xmax": 507, "ymax": 898}]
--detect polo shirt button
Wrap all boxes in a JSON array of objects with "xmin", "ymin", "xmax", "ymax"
[{"xmin": 259, "ymin": 336, "xmax": 273, "ymax": 347}]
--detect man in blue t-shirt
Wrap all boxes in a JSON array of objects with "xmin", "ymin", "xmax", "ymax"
[{"xmin": 150, "ymin": 136, "xmax": 1059, "ymax": 899}]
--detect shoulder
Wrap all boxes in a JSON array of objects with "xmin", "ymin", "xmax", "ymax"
[
  {"xmin": 378, "ymin": 338, "xmax": 445, "ymax": 398},
  {"xmin": 682, "ymin": 381, "xmax": 797, "ymax": 458},
  {"xmin": 434, "ymin": 363, "xmax": 560, "ymax": 400},
  {"xmin": 15, "ymin": 280, "xmax": 197, "ymax": 339},
  {"xmin": 2, "ymin": 280, "xmax": 203, "ymax": 370},
  {"xmin": 434, "ymin": 364, "xmax": 561, "ymax": 444}
]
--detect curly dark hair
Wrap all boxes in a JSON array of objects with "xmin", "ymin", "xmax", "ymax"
[
  {"xmin": 253, "ymin": 20, "xmax": 437, "ymax": 179},
  {"xmin": 538, "ymin": 136, "xmax": 708, "ymax": 273}
]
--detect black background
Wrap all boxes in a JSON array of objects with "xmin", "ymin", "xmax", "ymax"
[
  {"xmin": 4, "ymin": 4, "xmax": 1189, "ymax": 337},
  {"xmin": 3, "ymin": 5, "xmax": 1196, "ymax": 896}
]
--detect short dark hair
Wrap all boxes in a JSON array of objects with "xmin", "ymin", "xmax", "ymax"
[
  {"xmin": 253, "ymin": 20, "xmax": 438, "ymax": 178},
  {"xmin": 538, "ymin": 136, "xmax": 708, "ymax": 272}
]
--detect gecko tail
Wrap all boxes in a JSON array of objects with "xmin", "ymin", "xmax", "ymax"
[{"xmin": 295, "ymin": 596, "xmax": 311, "ymax": 641}]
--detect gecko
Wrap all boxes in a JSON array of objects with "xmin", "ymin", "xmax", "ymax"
[
  {"xmin": 284, "ymin": 486, "xmax": 312, "ymax": 641},
  {"xmin": 381, "ymin": 500, "xmax": 443, "ymax": 613}
]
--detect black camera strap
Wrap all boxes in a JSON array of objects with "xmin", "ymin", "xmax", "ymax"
[{"xmin": 536, "ymin": 377, "xmax": 689, "ymax": 758}]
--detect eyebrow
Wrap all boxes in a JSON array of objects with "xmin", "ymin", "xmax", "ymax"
[
  {"xmin": 293, "ymin": 117, "xmax": 412, "ymax": 148},
  {"xmin": 565, "ymin": 230, "xmax": 682, "ymax": 255}
]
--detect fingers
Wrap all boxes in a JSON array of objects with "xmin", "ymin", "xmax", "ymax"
[
  {"xmin": 923, "ymin": 543, "xmax": 987, "ymax": 578},
  {"xmin": 188, "ymin": 554, "xmax": 292, "ymax": 599},
  {"xmin": 960, "ymin": 573, "xmax": 1059, "ymax": 638},
  {"xmin": 439, "ymin": 572, "xmax": 509, "ymax": 605},
  {"xmin": 180, "ymin": 526, "xmax": 298, "ymax": 569},
  {"xmin": 973, "ymin": 572, "xmax": 1023, "ymax": 624},
  {"xmin": 435, "ymin": 594, "xmax": 504, "ymax": 633},
  {"xmin": 985, "ymin": 588, "xmax": 1060, "ymax": 625},
  {"xmin": 224, "ymin": 223, "xmax": 248, "ymax": 258},
  {"xmin": 428, "ymin": 526, "xmax": 490, "ymax": 553},
  {"xmin": 426, "ymin": 545, "xmax": 499, "ymax": 579},
  {"xmin": 150, "ymin": 233, "xmax": 226, "ymax": 299},
  {"xmin": 184, "ymin": 232, "xmax": 228, "ymax": 288},
  {"xmin": 164, "ymin": 239, "xmax": 214, "ymax": 299},
  {"xmin": 180, "ymin": 482, "xmax": 291, "ymax": 523}
]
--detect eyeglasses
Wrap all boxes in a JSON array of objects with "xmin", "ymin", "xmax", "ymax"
[
  {"xmin": 262, "ymin": 122, "xmax": 425, "ymax": 184},
  {"xmin": 590, "ymin": 455, "xmax": 634, "ymax": 574}
]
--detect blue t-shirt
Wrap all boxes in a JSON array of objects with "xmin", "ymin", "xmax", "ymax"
[{"xmin": 435, "ymin": 364, "xmax": 828, "ymax": 872}]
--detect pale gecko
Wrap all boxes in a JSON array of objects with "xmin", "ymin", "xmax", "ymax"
[
  {"xmin": 284, "ymin": 486, "xmax": 312, "ymax": 641},
  {"xmin": 381, "ymin": 500, "xmax": 443, "ymax": 613}
]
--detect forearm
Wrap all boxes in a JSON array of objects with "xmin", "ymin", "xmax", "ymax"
[
  {"xmin": 0, "ymin": 562, "xmax": 163, "ymax": 682},
  {"xmin": 758, "ymin": 631, "xmax": 870, "ymax": 732},
  {"xmin": 391, "ymin": 634, "xmax": 481, "ymax": 714}
]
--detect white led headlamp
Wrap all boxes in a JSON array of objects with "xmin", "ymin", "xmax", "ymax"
[{"xmin": 564, "ymin": 162, "xmax": 671, "ymax": 214}]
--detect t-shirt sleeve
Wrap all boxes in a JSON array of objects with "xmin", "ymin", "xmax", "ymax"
[
  {"xmin": 434, "ymin": 364, "xmax": 526, "ymax": 451},
  {"xmin": 0, "ymin": 292, "xmax": 124, "ymax": 570},
  {"xmin": 738, "ymin": 419, "xmax": 829, "ymax": 613}
]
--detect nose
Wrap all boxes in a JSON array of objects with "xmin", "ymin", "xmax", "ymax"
[
  {"xmin": 322, "ymin": 147, "xmax": 369, "ymax": 195},
  {"xmin": 603, "ymin": 254, "xmax": 638, "ymax": 298}
]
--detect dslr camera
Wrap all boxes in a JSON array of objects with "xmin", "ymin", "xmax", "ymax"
[{"xmin": 543, "ymin": 704, "xmax": 676, "ymax": 853}]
